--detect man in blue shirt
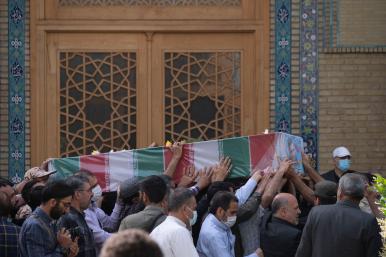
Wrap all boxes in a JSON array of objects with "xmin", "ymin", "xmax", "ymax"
[
  {"xmin": 197, "ymin": 191, "xmax": 263, "ymax": 257},
  {"xmin": 19, "ymin": 180, "xmax": 79, "ymax": 257}
]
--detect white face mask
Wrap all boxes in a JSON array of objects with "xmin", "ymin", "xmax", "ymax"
[
  {"xmin": 91, "ymin": 185, "xmax": 102, "ymax": 202},
  {"xmin": 224, "ymin": 215, "xmax": 237, "ymax": 227},
  {"xmin": 189, "ymin": 210, "xmax": 198, "ymax": 226}
]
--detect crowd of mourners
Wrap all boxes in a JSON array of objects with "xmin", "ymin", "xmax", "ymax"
[{"xmin": 0, "ymin": 143, "xmax": 383, "ymax": 257}]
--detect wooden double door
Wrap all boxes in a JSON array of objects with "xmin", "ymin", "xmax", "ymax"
[{"xmin": 33, "ymin": 31, "xmax": 265, "ymax": 162}]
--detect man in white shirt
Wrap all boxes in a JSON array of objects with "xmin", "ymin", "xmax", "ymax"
[{"xmin": 150, "ymin": 188, "xmax": 199, "ymax": 257}]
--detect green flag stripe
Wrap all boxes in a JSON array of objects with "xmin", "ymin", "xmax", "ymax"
[
  {"xmin": 219, "ymin": 136, "xmax": 251, "ymax": 178},
  {"xmin": 134, "ymin": 147, "xmax": 165, "ymax": 178},
  {"xmin": 52, "ymin": 156, "xmax": 80, "ymax": 179}
]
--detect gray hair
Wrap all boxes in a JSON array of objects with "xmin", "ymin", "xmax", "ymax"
[
  {"xmin": 168, "ymin": 188, "xmax": 194, "ymax": 212},
  {"xmin": 66, "ymin": 175, "xmax": 90, "ymax": 193},
  {"xmin": 339, "ymin": 173, "xmax": 365, "ymax": 200}
]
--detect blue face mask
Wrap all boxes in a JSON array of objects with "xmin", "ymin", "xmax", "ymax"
[{"xmin": 338, "ymin": 159, "xmax": 351, "ymax": 172}]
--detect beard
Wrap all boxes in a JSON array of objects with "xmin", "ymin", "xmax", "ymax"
[{"xmin": 50, "ymin": 203, "xmax": 63, "ymax": 220}]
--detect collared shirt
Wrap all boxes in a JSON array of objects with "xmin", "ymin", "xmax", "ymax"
[
  {"xmin": 150, "ymin": 216, "xmax": 199, "ymax": 257},
  {"xmin": 235, "ymin": 178, "xmax": 257, "ymax": 206},
  {"xmin": 84, "ymin": 201, "xmax": 123, "ymax": 255},
  {"xmin": 0, "ymin": 217, "xmax": 20, "ymax": 257},
  {"xmin": 58, "ymin": 207, "xmax": 96, "ymax": 257},
  {"xmin": 197, "ymin": 213, "xmax": 236, "ymax": 257},
  {"xmin": 19, "ymin": 207, "xmax": 63, "ymax": 257}
]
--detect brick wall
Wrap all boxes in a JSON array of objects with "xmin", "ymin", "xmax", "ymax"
[
  {"xmin": 270, "ymin": 0, "xmax": 386, "ymax": 175},
  {"xmin": 318, "ymin": 53, "xmax": 386, "ymax": 173},
  {"xmin": 339, "ymin": 0, "xmax": 386, "ymax": 46}
]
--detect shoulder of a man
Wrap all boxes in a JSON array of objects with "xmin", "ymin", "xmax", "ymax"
[
  {"xmin": 120, "ymin": 210, "xmax": 145, "ymax": 224},
  {"xmin": 21, "ymin": 216, "xmax": 49, "ymax": 239},
  {"xmin": 307, "ymin": 203, "xmax": 337, "ymax": 219},
  {"xmin": 320, "ymin": 170, "xmax": 336, "ymax": 181},
  {"xmin": 201, "ymin": 215, "xmax": 224, "ymax": 239},
  {"xmin": 57, "ymin": 211, "xmax": 79, "ymax": 229},
  {"xmin": 120, "ymin": 208, "xmax": 161, "ymax": 228}
]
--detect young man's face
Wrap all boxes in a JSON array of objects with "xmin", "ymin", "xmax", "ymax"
[
  {"xmin": 221, "ymin": 200, "xmax": 238, "ymax": 222},
  {"xmin": 51, "ymin": 196, "xmax": 72, "ymax": 219}
]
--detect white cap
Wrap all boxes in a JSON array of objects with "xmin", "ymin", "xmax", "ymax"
[{"xmin": 332, "ymin": 146, "xmax": 351, "ymax": 158}]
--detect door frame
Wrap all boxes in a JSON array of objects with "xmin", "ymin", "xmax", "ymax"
[{"xmin": 30, "ymin": 1, "xmax": 270, "ymax": 166}]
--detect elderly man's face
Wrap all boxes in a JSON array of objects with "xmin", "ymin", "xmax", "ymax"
[{"xmin": 284, "ymin": 197, "xmax": 301, "ymax": 225}]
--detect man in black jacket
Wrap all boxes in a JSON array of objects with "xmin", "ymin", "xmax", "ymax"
[
  {"xmin": 260, "ymin": 193, "xmax": 302, "ymax": 257},
  {"xmin": 296, "ymin": 173, "xmax": 382, "ymax": 257}
]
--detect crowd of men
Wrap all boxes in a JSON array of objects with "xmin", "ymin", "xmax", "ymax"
[{"xmin": 0, "ymin": 143, "xmax": 383, "ymax": 257}]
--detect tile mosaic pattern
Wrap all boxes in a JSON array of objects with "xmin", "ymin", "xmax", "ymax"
[
  {"xmin": 300, "ymin": 0, "xmax": 319, "ymax": 168},
  {"xmin": 275, "ymin": 0, "xmax": 292, "ymax": 133},
  {"xmin": 8, "ymin": 0, "xmax": 26, "ymax": 183}
]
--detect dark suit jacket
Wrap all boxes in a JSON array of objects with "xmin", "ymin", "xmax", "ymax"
[
  {"xmin": 296, "ymin": 200, "xmax": 382, "ymax": 257},
  {"xmin": 260, "ymin": 212, "xmax": 302, "ymax": 257}
]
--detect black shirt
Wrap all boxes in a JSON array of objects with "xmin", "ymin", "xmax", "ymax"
[
  {"xmin": 58, "ymin": 207, "xmax": 96, "ymax": 257},
  {"xmin": 260, "ymin": 212, "xmax": 302, "ymax": 257},
  {"xmin": 321, "ymin": 169, "xmax": 355, "ymax": 183}
]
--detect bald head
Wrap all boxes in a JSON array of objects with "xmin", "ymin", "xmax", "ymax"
[{"xmin": 272, "ymin": 193, "xmax": 300, "ymax": 225}]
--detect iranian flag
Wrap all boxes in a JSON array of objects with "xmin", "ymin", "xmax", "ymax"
[{"xmin": 49, "ymin": 132, "xmax": 304, "ymax": 192}]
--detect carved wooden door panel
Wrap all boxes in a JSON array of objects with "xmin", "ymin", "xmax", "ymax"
[
  {"xmin": 43, "ymin": 32, "xmax": 257, "ymax": 159},
  {"xmin": 150, "ymin": 33, "xmax": 256, "ymax": 144},
  {"xmin": 45, "ymin": 33, "xmax": 147, "ymax": 157}
]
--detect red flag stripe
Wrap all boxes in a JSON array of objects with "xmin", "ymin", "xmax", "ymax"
[
  {"xmin": 80, "ymin": 154, "xmax": 108, "ymax": 191},
  {"xmin": 164, "ymin": 144, "xmax": 194, "ymax": 184},
  {"xmin": 249, "ymin": 133, "xmax": 277, "ymax": 172}
]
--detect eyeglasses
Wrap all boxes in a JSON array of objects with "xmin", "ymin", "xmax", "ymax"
[{"xmin": 338, "ymin": 156, "xmax": 351, "ymax": 160}]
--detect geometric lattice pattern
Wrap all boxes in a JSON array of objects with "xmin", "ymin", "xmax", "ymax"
[
  {"xmin": 59, "ymin": 52, "xmax": 136, "ymax": 157},
  {"xmin": 58, "ymin": 0, "xmax": 241, "ymax": 6},
  {"xmin": 164, "ymin": 52, "xmax": 241, "ymax": 141}
]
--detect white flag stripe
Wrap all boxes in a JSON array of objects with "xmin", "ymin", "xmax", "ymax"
[
  {"xmin": 192, "ymin": 140, "xmax": 220, "ymax": 171},
  {"xmin": 108, "ymin": 150, "xmax": 134, "ymax": 191}
]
